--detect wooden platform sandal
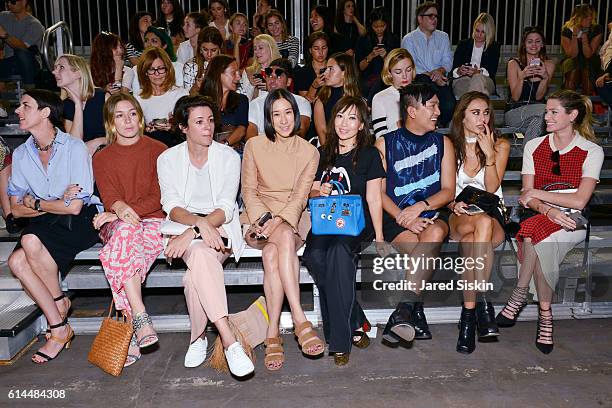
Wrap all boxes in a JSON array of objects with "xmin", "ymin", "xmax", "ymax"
[
  {"xmin": 294, "ymin": 321, "xmax": 324, "ymax": 357},
  {"xmin": 264, "ymin": 337, "xmax": 284, "ymax": 371}
]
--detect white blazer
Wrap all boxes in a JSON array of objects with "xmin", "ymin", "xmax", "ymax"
[{"xmin": 157, "ymin": 140, "xmax": 246, "ymax": 260}]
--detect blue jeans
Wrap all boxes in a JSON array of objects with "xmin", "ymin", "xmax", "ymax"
[{"xmin": 0, "ymin": 48, "xmax": 40, "ymax": 85}]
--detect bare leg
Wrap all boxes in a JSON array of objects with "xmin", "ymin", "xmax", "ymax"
[
  {"xmin": 0, "ymin": 165, "xmax": 11, "ymax": 218},
  {"xmin": 215, "ymin": 317, "xmax": 237, "ymax": 348},
  {"xmin": 499, "ymin": 238, "xmax": 536, "ymax": 320},
  {"xmin": 260, "ymin": 242, "xmax": 284, "ymax": 339}
]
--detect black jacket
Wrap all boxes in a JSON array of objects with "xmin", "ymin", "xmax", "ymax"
[{"xmin": 452, "ymin": 38, "xmax": 501, "ymax": 90}]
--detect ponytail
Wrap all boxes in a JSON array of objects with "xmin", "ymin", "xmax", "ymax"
[
  {"xmin": 548, "ymin": 89, "xmax": 596, "ymax": 142},
  {"xmin": 576, "ymin": 95, "xmax": 595, "ymax": 141}
]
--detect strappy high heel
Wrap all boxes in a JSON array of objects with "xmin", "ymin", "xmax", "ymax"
[
  {"xmin": 124, "ymin": 334, "xmax": 142, "ymax": 368},
  {"xmin": 496, "ymin": 287, "xmax": 528, "ymax": 327},
  {"xmin": 132, "ymin": 311, "xmax": 158, "ymax": 348},
  {"xmin": 32, "ymin": 320, "xmax": 74, "ymax": 364},
  {"xmin": 45, "ymin": 294, "xmax": 71, "ymax": 340},
  {"xmin": 535, "ymin": 306, "xmax": 554, "ymax": 354}
]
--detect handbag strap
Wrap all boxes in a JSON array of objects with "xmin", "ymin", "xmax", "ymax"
[
  {"xmin": 542, "ymin": 181, "xmax": 575, "ymax": 191},
  {"xmin": 329, "ymin": 180, "xmax": 346, "ymax": 195}
]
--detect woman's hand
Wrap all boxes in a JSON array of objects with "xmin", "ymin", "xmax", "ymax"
[
  {"xmin": 452, "ymin": 201, "xmax": 468, "ymax": 215},
  {"xmin": 259, "ymin": 216, "xmax": 283, "ymax": 238},
  {"xmin": 396, "ymin": 203, "xmax": 425, "ymax": 228},
  {"xmin": 476, "ymin": 124, "xmax": 495, "ymax": 162},
  {"xmin": 112, "ymin": 201, "xmax": 141, "ymax": 226},
  {"xmin": 533, "ymin": 64, "xmax": 548, "ymax": 80},
  {"xmin": 547, "ymin": 207, "xmax": 577, "ymax": 231},
  {"xmin": 164, "ymin": 230, "xmax": 194, "ymax": 259},
  {"xmin": 22, "ymin": 194, "xmax": 36, "ymax": 209},
  {"xmin": 319, "ymin": 182, "xmax": 333, "ymax": 197},
  {"xmin": 63, "ymin": 183, "xmax": 82, "ymax": 201},
  {"xmin": 64, "ymin": 86, "xmax": 82, "ymax": 108},
  {"xmin": 93, "ymin": 211, "xmax": 118, "ymax": 229},
  {"xmin": 406, "ymin": 217, "xmax": 434, "ymax": 234},
  {"xmin": 373, "ymin": 46, "xmax": 387, "ymax": 59},
  {"xmin": 595, "ymin": 73, "xmax": 610, "ymax": 88},
  {"xmin": 519, "ymin": 188, "xmax": 539, "ymax": 207},
  {"xmin": 195, "ymin": 217, "xmax": 224, "ymax": 251}
]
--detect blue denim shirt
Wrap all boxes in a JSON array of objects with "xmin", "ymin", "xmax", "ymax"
[
  {"xmin": 8, "ymin": 129, "xmax": 103, "ymax": 211},
  {"xmin": 401, "ymin": 28, "xmax": 453, "ymax": 74}
]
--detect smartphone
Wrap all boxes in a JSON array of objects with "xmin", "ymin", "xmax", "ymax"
[
  {"xmin": 319, "ymin": 67, "xmax": 326, "ymax": 75},
  {"xmin": 376, "ymin": 43, "xmax": 384, "ymax": 48},
  {"xmin": 253, "ymin": 73, "xmax": 264, "ymax": 81},
  {"xmin": 464, "ymin": 204, "xmax": 485, "ymax": 215},
  {"xmin": 530, "ymin": 58, "xmax": 541, "ymax": 66},
  {"xmin": 258, "ymin": 211, "xmax": 273, "ymax": 226},
  {"xmin": 421, "ymin": 210, "xmax": 439, "ymax": 220},
  {"xmin": 152, "ymin": 118, "xmax": 168, "ymax": 126},
  {"xmin": 567, "ymin": 211, "xmax": 588, "ymax": 228},
  {"xmin": 221, "ymin": 236, "xmax": 231, "ymax": 248}
]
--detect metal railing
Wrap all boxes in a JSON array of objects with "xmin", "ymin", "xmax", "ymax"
[
  {"xmin": 41, "ymin": 21, "xmax": 74, "ymax": 71},
  {"xmin": 29, "ymin": 0, "xmax": 611, "ymax": 58}
]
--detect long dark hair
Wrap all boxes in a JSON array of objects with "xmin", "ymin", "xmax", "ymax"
[
  {"xmin": 318, "ymin": 52, "xmax": 361, "ymax": 105},
  {"xmin": 199, "ymin": 54, "xmax": 239, "ymax": 113},
  {"xmin": 129, "ymin": 11, "xmax": 153, "ymax": 52},
  {"xmin": 91, "ymin": 32, "xmax": 124, "ymax": 88},
  {"xmin": 366, "ymin": 6, "xmax": 390, "ymax": 42},
  {"xmin": 518, "ymin": 26, "xmax": 548, "ymax": 67},
  {"xmin": 310, "ymin": 5, "xmax": 335, "ymax": 35},
  {"xmin": 155, "ymin": 0, "xmax": 185, "ymax": 38},
  {"xmin": 195, "ymin": 26, "xmax": 224, "ymax": 79},
  {"xmin": 449, "ymin": 91, "xmax": 498, "ymax": 172},
  {"xmin": 335, "ymin": 0, "xmax": 360, "ymax": 30},
  {"xmin": 322, "ymin": 95, "xmax": 373, "ymax": 171}
]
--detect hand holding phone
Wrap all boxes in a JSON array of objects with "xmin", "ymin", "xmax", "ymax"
[
  {"xmin": 463, "ymin": 204, "xmax": 485, "ymax": 215},
  {"xmin": 567, "ymin": 211, "xmax": 588, "ymax": 228}
]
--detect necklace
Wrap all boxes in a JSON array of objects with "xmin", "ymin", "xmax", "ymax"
[{"xmin": 33, "ymin": 131, "xmax": 57, "ymax": 152}]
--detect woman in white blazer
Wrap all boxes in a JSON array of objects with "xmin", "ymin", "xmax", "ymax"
[{"xmin": 157, "ymin": 95, "xmax": 253, "ymax": 377}]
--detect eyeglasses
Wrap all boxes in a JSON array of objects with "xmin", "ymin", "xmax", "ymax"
[
  {"xmin": 264, "ymin": 67, "xmax": 285, "ymax": 78},
  {"xmin": 551, "ymin": 150, "xmax": 561, "ymax": 175},
  {"xmin": 146, "ymin": 66, "xmax": 167, "ymax": 75},
  {"xmin": 420, "ymin": 13, "xmax": 438, "ymax": 19}
]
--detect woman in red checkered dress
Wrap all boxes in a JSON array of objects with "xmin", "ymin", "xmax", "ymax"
[{"xmin": 496, "ymin": 90, "xmax": 603, "ymax": 354}]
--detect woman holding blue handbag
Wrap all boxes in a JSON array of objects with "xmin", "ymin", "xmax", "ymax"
[{"xmin": 303, "ymin": 96, "xmax": 385, "ymax": 366}]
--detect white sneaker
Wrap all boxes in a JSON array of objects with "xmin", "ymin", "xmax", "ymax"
[
  {"xmin": 224, "ymin": 342, "xmax": 254, "ymax": 377},
  {"xmin": 184, "ymin": 337, "xmax": 208, "ymax": 368}
]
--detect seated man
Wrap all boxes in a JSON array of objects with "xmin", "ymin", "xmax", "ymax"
[
  {"xmin": 0, "ymin": 0, "xmax": 44, "ymax": 86},
  {"xmin": 246, "ymin": 58, "xmax": 311, "ymax": 139},
  {"xmin": 374, "ymin": 83, "xmax": 455, "ymax": 346},
  {"xmin": 401, "ymin": 1, "xmax": 455, "ymax": 126}
]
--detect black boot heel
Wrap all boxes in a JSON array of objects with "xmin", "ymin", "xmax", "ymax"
[
  {"xmin": 476, "ymin": 301, "xmax": 499, "ymax": 339},
  {"xmin": 456, "ymin": 306, "xmax": 476, "ymax": 354}
]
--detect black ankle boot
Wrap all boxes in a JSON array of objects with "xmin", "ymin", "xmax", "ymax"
[
  {"xmin": 476, "ymin": 301, "xmax": 499, "ymax": 339},
  {"xmin": 411, "ymin": 302, "xmax": 432, "ymax": 340},
  {"xmin": 382, "ymin": 302, "xmax": 416, "ymax": 346},
  {"xmin": 456, "ymin": 306, "xmax": 476, "ymax": 354}
]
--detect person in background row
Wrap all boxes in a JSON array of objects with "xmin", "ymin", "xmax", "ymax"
[
  {"xmin": 371, "ymin": 48, "xmax": 416, "ymax": 138},
  {"xmin": 304, "ymin": 5, "xmax": 349, "ymax": 61},
  {"xmin": 92, "ymin": 93, "xmax": 167, "ymax": 368},
  {"xmin": 126, "ymin": 11, "xmax": 153, "ymax": 65},
  {"xmin": 401, "ymin": 1, "xmax": 455, "ymax": 127},
  {"xmin": 155, "ymin": 0, "xmax": 185, "ymax": 48},
  {"xmin": 53, "ymin": 54, "xmax": 108, "ymax": 155},
  {"xmin": 505, "ymin": 27, "xmax": 555, "ymax": 143},
  {"xmin": 376, "ymin": 83, "xmax": 455, "ymax": 348},
  {"xmin": 209, "ymin": 0, "xmax": 230, "ymax": 40},
  {"xmin": 0, "ymin": 138, "xmax": 25, "ymax": 234},
  {"xmin": 182, "ymin": 26, "xmax": 223, "ymax": 93},
  {"xmin": 0, "ymin": 0, "xmax": 44, "ymax": 86},
  {"xmin": 240, "ymin": 33, "xmax": 281, "ymax": 101},
  {"xmin": 335, "ymin": 0, "xmax": 366, "ymax": 56},
  {"xmin": 251, "ymin": 0, "xmax": 272, "ymax": 37},
  {"xmin": 595, "ymin": 21, "xmax": 612, "ymax": 106},
  {"xmin": 176, "ymin": 12, "xmax": 208, "ymax": 64},
  {"xmin": 303, "ymin": 96, "xmax": 385, "ymax": 366},
  {"xmin": 199, "ymin": 55, "xmax": 248, "ymax": 150},
  {"xmin": 135, "ymin": 47, "xmax": 188, "ymax": 147},
  {"xmin": 560, "ymin": 4, "xmax": 603, "ymax": 94},
  {"xmin": 158, "ymin": 95, "xmax": 254, "ymax": 377},
  {"xmin": 8, "ymin": 90, "xmax": 101, "ymax": 364},
  {"xmin": 225, "ymin": 13, "xmax": 253, "ymax": 72},
  {"xmin": 242, "ymin": 89, "xmax": 322, "ymax": 371},
  {"xmin": 247, "ymin": 58, "xmax": 311, "ymax": 139},
  {"xmin": 451, "ymin": 12, "xmax": 500, "ymax": 99},
  {"xmin": 447, "ymin": 91, "xmax": 510, "ymax": 354},
  {"xmin": 314, "ymin": 52, "xmax": 361, "ymax": 145},
  {"xmin": 131, "ymin": 27, "xmax": 184, "ymax": 95},
  {"xmin": 90, "ymin": 32, "xmax": 133, "ymax": 94},
  {"xmin": 295, "ymin": 31, "xmax": 329, "ymax": 103},
  {"xmin": 264, "ymin": 10, "xmax": 299, "ymax": 67},
  {"xmin": 356, "ymin": 6, "xmax": 400, "ymax": 96},
  {"xmin": 497, "ymin": 90, "xmax": 603, "ymax": 354}
]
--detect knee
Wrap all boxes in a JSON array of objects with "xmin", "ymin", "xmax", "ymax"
[
  {"xmin": 475, "ymin": 216, "xmax": 494, "ymax": 237},
  {"xmin": 8, "ymin": 249, "xmax": 28, "ymax": 278},
  {"xmin": 262, "ymin": 244, "xmax": 279, "ymax": 268},
  {"xmin": 426, "ymin": 223, "xmax": 448, "ymax": 243},
  {"xmin": 20, "ymin": 234, "xmax": 42, "ymax": 253}
]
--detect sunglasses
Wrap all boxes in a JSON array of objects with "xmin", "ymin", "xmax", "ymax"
[
  {"xmin": 420, "ymin": 13, "xmax": 438, "ymax": 19},
  {"xmin": 264, "ymin": 67, "xmax": 285, "ymax": 77},
  {"xmin": 551, "ymin": 150, "xmax": 561, "ymax": 176},
  {"xmin": 6, "ymin": 0, "xmax": 19, "ymax": 4}
]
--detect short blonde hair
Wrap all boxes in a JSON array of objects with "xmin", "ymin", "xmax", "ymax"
[
  {"xmin": 472, "ymin": 13, "xmax": 496, "ymax": 49},
  {"xmin": 103, "ymin": 93, "xmax": 145, "ymax": 145},
  {"xmin": 381, "ymin": 48, "xmax": 415, "ymax": 86},
  {"xmin": 137, "ymin": 47, "xmax": 176, "ymax": 99},
  {"xmin": 56, "ymin": 54, "xmax": 95, "ymax": 101},
  {"xmin": 247, "ymin": 34, "xmax": 281, "ymax": 74}
]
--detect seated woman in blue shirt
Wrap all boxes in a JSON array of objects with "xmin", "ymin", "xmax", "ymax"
[{"xmin": 7, "ymin": 90, "xmax": 101, "ymax": 364}]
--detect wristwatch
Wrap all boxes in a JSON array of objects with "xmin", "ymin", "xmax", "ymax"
[
  {"xmin": 189, "ymin": 225, "xmax": 200, "ymax": 238},
  {"xmin": 34, "ymin": 199, "xmax": 42, "ymax": 212}
]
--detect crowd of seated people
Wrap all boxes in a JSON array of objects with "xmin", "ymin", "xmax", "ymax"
[{"xmin": 1, "ymin": 0, "xmax": 610, "ymax": 380}]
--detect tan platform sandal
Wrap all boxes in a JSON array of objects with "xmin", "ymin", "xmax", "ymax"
[
  {"xmin": 264, "ymin": 337, "xmax": 284, "ymax": 371},
  {"xmin": 294, "ymin": 321, "xmax": 324, "ymax": 357}
]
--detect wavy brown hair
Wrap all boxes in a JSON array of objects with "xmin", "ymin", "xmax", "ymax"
[
  {"xmin": 136, "ymin": 47, "xmax": 176, "ymax": 99},
  {"xmin": 449, "ymin": 91, "xmax": 498, "ymax": 173},
  {"xmin": 318, "ymin": 52, "xmax": 361, "ymax": 105},
  {"xmin": 518, "ymin": 26, "xmax": 548, "ymax": 67},
  {"xmin": 199, "ymin": 54, "xmax": 240, "ymax": 114},
  {"xmin": 103, "ymin": 93, "xmax": 145, "ymax": 145},
  {"xmin": 194, "ymin": 26, "xmax": 224, "ymax": 80},
  {"xmin": 90, "ymin": 32, "xmax": 125, "ymax": 89},
  {"xmin": 321, "ymin": 95, "xmax": 373, "ymax": 171}
]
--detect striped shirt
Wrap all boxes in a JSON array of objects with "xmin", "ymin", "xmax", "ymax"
[
  {"xmin": 276, "ymin": 36, "xmax": 300, "ymax": 67},
  {"xmin": 372, "ymin": 85, "xmax": 400, "ymax": 138}
]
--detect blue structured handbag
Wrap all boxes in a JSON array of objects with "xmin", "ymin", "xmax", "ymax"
[{"xmin": 309, "ymin": 180, "xmax": 365, "ymax": 236}]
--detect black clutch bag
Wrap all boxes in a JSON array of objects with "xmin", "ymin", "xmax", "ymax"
[{"xmin": 456, "ymin": 185, "xmax": 501, "ymax": 215}]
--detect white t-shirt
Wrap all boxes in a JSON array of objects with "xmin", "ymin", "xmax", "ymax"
[
  {"xmin": 371, "ymin": 86, "xmax": 400, "ymax": 138},
  {"xmin": 248, "ymin": 92, "xmax": 311, "ymax": 134},
  {"xmin": 452, "ymin": 43, "xmax": 490, "ymax": 78},
  {"xmin": 209, "ymin": 20, "xmax": 230, "ymax": 40},
  {"xmin": 176, "ymin": 40, "xmax": 194, "ymax": 64},
  {"xmin": 130, "ymin": 61, "xmax": 184, "ymax": 96},
  {"xmin": 121, "ymin": 66, "xmax": 134, "ymax": 91},
  {"xmin": 186, "ymin": 162, "xmax": 215, "ymax": 213},
  {"xmin": 135, "ymin": 86, "xmax": 189, "ymax": 123}
]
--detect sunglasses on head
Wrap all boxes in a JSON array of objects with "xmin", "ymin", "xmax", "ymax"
[
  {"xmin": 551, "ymin": 150, "xmax": 561, "ymax": 176},
  {"xmin": 264, "ymin": 67, "xmax": 285, "ymax": 77}
]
